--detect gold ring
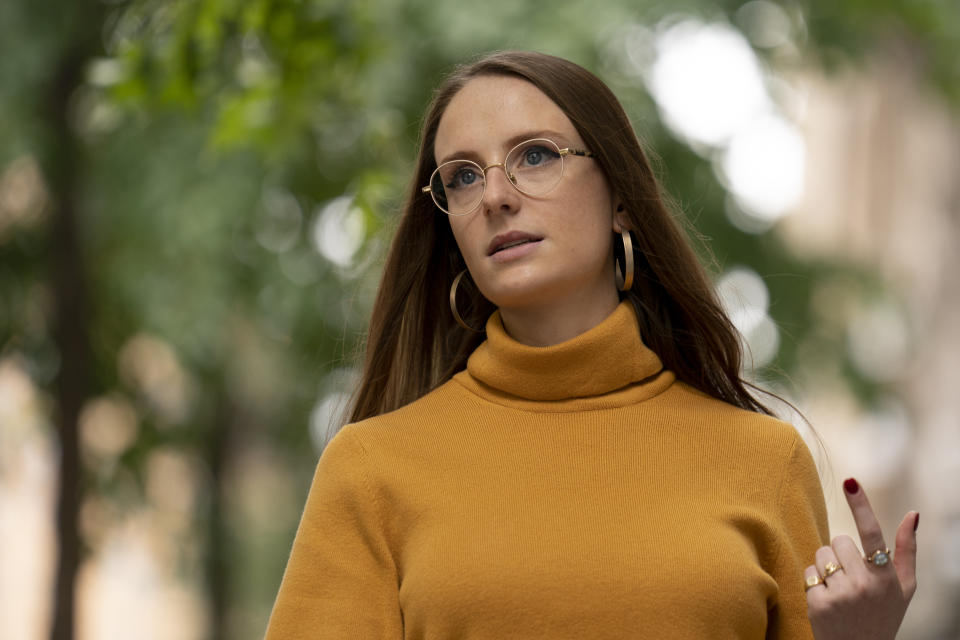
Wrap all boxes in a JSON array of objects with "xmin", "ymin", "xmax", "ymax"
[
  {"xmin": 822, "ymin": 562, "xmax": 843, "ymax": 578},
  {"xmin": 865, "ymin": 547, "xmax": 892, "ymax": 567},
  {"xmin": 804, "ymin": 574, "xmax": 825, "ymax": 591}
]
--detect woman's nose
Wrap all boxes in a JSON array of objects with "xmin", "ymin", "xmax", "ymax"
[{"xmin": 480, "ymin": 164, "xmax": 521, "ymax": 215}]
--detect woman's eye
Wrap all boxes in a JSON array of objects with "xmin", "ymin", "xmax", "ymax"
[
  {"xmin": 518, "ymin": 145, "xmax": 558, "ymax": 168},
  {"xmin": 446, "ymin": 168, "xmax": 479, "ymax": 189}
]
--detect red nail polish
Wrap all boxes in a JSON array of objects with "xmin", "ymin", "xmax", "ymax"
[
  {"xmin": 914, "ymin": 513, "xmax": 920, "ymax": 532},
  {"xmin": 843, "ymin": 478, "xmax": 860, "ymax": 494}
]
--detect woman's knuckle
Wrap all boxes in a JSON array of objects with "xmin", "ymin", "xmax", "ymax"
[
  {"xmin": 809, "ymin": 599, "xmax": 834, "ymax": 617},
  {"xmin": 831, "ymin": 534, "xmax": 853, "ymax": 547},
  {"xmin": 833, "ymin": 590, "xmax": 854, "ymax": 607},
  {"xmin": 865, "ymin": 579, "xmax": 890, "ymax": 600},
  {"xmin": 851, "ymin": 576, "xmax": 873, "ymax": 595},
  {"xmin": 862, "ymin": 523, "xmax": 884, "ymax": 540}
]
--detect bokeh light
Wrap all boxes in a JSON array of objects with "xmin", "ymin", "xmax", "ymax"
[
  {"xmin": 647, "ymin": 20, "xmax": 771, "ymax": 147},
  {"xmin": 642, "ymin": 16, "xmax": 805, "ymax": 230},
  {"xmin": 312, "ymin": 195, "xmax": 366, "ymax": 268},
  {"xmin": 715, "ymin": 267, "xmax": 781, "ymax": 369}
]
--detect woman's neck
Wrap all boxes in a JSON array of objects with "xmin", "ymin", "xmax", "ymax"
[{"xmin": 498, "ymin": 287, "xmax": 621, "ymax": 347}]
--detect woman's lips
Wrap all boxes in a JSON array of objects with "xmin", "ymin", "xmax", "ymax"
[
  {"xmin": 487, "ymin": 230, "xmax": 544, "ymax": 256},
  {"xmin": 489, "ymin": 238, "xmax": 542, "ymax": 263}
]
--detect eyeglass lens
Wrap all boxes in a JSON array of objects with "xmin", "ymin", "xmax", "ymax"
[{"xmin": 430, "ymin": 139, "xmax": 564, "ymax": 215}]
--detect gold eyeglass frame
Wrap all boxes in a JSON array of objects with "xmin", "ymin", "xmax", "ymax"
[{"xmin": 421, "ymin": 138, "xmax": 595, "ymax": 216}]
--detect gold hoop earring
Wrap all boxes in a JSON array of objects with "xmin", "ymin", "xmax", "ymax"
[
  {"xmin": 450, "ymin": 270, "xmax": 484, "ymax": 332},
  {"xmin": 615, "ymin": 230, "xmax": 634, "ymax": 291}
]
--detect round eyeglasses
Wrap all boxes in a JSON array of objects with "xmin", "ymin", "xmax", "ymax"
[{"xmin": 421, "ymin": 138, "xmax": 595, "ymax": 216}]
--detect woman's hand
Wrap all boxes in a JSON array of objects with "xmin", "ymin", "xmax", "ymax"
[{"xmin": 804, "ymin": 478, "xmax": 918, "ymax": 640}]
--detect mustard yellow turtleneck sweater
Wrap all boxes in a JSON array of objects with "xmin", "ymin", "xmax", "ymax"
[{"xmin": 266, "ymin": 302, "xmax": 829, "ymax": 639}]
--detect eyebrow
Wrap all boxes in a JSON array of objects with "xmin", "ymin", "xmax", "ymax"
[{"xmin": 437, "ymin": 129, "xmax": 572, "ymax": 166}]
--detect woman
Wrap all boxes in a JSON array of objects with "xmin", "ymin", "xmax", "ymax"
[{"xmin": 266, "ymin": 51, "xmax": 917, "ymax": 639}]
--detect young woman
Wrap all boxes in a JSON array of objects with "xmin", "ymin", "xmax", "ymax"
[{"xmin": 266, "ymin": 51, "xmax": 917, "ymax": 639}]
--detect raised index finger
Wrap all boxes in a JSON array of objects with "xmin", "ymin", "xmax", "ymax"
[{"xmin": 843, "ymin": 477, "xmax": 888, "ymax": 560}]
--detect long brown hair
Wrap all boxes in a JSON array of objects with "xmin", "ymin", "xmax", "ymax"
[{"xmin": 349, "ymin": 50, "xmax": 774, "ymax": 423}]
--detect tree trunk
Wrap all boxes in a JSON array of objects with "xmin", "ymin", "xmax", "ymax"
[
  {"xmin": 39, "ymin": 4, "xmax": 104, "ymax": 637},
  {"xmin": 207, "ymin": 387, "xmax": 234, "ymax": 640},
  {"xmin": 46, "ymin": 48, "xmax": 89, "ymax": 640}
]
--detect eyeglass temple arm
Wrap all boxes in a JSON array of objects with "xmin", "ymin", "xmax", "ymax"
[
  {"xmin": 421, "ymin": 186, "xmax": 432, "ymax": 193},
  {"xmin": 559, "ymin": 148, "xmax": 595, "ymax": 158}
]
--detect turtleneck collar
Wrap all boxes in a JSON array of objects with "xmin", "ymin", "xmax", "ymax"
[{"xmin": 463, "ymin": 301, "xmax": 667, "ymax": 403}]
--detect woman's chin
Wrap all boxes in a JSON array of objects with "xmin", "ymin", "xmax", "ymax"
[
  {"xmin": 476, "ymin": 268, "xmax": 619, "ymax": 317},
  {"xmin": 478, "ymin": 276, "xmax": 563, "ymax": 312}
]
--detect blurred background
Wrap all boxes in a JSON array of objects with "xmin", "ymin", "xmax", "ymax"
[{"xmin": 1, "ymin": 0, "xmax": 957, "ymax": 638}]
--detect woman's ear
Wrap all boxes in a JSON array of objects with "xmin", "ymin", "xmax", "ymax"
[{"xmin": 613, "ymin": 201, "xmax": 628, "ymax": 233}]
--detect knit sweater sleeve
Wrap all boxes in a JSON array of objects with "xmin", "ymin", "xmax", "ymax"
[
  {"xmin": 766, "ymin": 432, "xmax": 830, "ymax": 639},
  {"xmin": 265, "ymin": 426, "xmax": 403, "ymax": 639}
]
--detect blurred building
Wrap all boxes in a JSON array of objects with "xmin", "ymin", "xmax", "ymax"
[{"xmin": 785, "ymin": 39, "xmax": 960, "ymax": 639}]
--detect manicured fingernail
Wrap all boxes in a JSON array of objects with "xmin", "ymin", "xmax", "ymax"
[
  {"xmin": 914, "ymin": 512, "xmax": 920, "ymax": 532},
  {"xmin": 843, "ymin": 478, "xmax": 860, "ymax": 494}
]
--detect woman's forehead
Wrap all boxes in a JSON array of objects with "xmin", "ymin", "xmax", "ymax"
[{"xmin": 433, "ymin": 75, "xmax": 580, "ymax": 163}]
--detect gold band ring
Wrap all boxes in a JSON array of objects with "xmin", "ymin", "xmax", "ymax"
[
  {"xmin": 822, "ymin": 562, "xmax": 843, "ymax": 578},
  {"xmin": 865, "ymin": 547, "xmax": 892, "ymax": 567},
  {"xmin": 804, "ymin": 575, "xmax": 825, "ymax": 591}
]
